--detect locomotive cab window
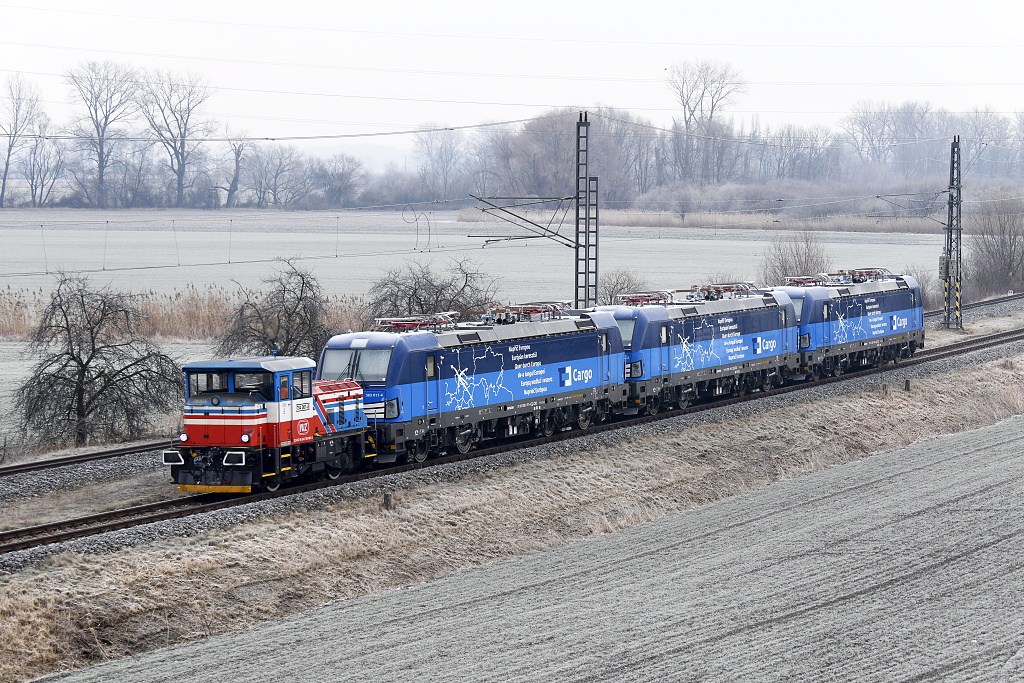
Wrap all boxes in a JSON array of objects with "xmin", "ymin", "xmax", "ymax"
[
  {"xmin": 823, "ymin": 303, "xmax": 830, "ymax": 318},
  {"xmin": 615, "ymin": 319, "xmax": 636, "ymax": 349},
  {"xmin": 426, "ymin": 355, "xmax": 436, "ymax": 379},
  {"xmin": 279, "ymin": 376, "xmax": 290, "ymax": 401},
  {"xmin": 600, "ymin": 333, "xmax": 608, "ymax": 353},
  {"xmin": 188, "ymin": 371, "xmax": 229, "ymax": 397},
  {"xmin": 660, "ymin": 325, "xmax": 668, "ymax": 345},
  {"xmin": 790, "ymin": 297, "xmax": 804, "ymax": 322},
  {"xmin": 234, "ymin": 371, "xmax": 274, "ymax": 400},
  {"xmin": 294, "ymin": 370, "xmax": 312, "ymax": 399}
]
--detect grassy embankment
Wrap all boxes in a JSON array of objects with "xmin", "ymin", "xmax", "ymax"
[{"xmin": 2, "ymin": 347, "xmax": 1023, "ymax": 681}]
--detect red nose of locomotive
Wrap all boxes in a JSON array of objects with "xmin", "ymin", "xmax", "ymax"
[{"xmin": 180, "ymin": 394, "xmax": 267, "ymax": 448}]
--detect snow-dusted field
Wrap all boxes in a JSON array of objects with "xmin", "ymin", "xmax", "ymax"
[
  {"xmin": 43, "ymin": 413, "xmax": 1024, "ymax": 682},
  {"xmin": 0, "ymin": 208, "xmax": 943, "ymax": 302}
]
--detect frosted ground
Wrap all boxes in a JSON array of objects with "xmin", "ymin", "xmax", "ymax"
[
  {"xmin": 0, "ymin": 209, "xmax": 943, "ymax": 301},
  {"xmin": 39, "ymin": 412, "xmax": 1024, "ymax": 682}
]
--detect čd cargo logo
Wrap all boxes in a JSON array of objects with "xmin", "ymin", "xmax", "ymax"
[
  {"xmin": 890, "ymin": 315, "xmax": 909, "ymax": 330},
  {"xmin": 754, "ymin": 337, "xmax": 777, "ymax": 355},
  {"xmin": 296, "ymin": 420, "xmax": 310, "ymax": 436},
  {"xmin": 559, "ymin": 365, "xmax": 593, "ymax": 387}
]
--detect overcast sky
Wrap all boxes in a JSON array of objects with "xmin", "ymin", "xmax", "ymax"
[{"xmin": 2, "ymin": 0, "xmax": 1020, "ymax": 166}]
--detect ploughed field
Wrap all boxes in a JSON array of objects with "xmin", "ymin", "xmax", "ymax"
[{"xmin": 44, "ymin": 409, "xmax": 1024, "ymax": 682}]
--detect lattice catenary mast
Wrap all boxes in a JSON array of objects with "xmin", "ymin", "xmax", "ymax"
[
  {"xmin": 575, "ymin": 113, "xmax": 599, "ymax": 308},
  {"xmin": 941, "ymin": 136, "xmax": 962, "ymax": 329}
]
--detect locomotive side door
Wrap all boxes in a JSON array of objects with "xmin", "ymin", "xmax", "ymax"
[
  {"xmin": 660, "ymin": 324, "xmax": 669, "ymax": 375},
  {"xmin": 600, "ymin": 333, "xmax": 609, "ymax": 382},
  {"xmin": 291, "ymin": 370, "xmax": 315, "ymax": 444},
  {"xmin": 426, "ymin": 354, "xmax": 438, "ymax": 412},
  {"xmin": 822, "ymin": 303, "xmax": 831, "ymax": 346},
  {"xmin": 278, "ymin": 373, "xmax": 293, "ymax": 445}
]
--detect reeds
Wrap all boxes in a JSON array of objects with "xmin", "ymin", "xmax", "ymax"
[{"xmin": 0, "ymin": 285, "xmax": 365, "ymax": 342}]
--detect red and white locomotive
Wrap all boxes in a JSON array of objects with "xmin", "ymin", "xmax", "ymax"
[{"xmin": 163, "ymin": 356, "xmax": 366, "ymax": 492}]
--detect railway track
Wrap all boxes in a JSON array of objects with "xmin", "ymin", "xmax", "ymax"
[
  {"xmin": 0, "ymin": 439, "xmax": 170, "ymax": 479},
  {"xmin": 3, "ymin": 325, "xmax": 1024, "ymax": 558},
  {"xmin": 923, "ymin": 291, "xmax": 1024, "ymax": 319}
]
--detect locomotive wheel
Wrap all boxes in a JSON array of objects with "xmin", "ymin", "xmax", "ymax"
[
  {"xmin": 409, "ymin": 439, "xmax": 429, "ymax": 463},
  {"xmin": 577, "ymin": 408, "xmax": 592, "ymax": 430},
  {"xmin": 735, "ymin": 376, "xmax": 748, "ymax": 396},
  {"xmin": 451, "ymin": 429, "xmax": 473, "ymax": 455},
  {"xmin": 832, "ymin": 362, "xmax": 844, "ymax": 377},
  {"xmin": 645, "ymin": 393, "xmax": 661, "ymax": 415},
  {"xmin": 324, "ymin": 466, "xmax": 341, "ymax": 481},
  {"xmin": 263, "ymin": 476, "xmax": 281, "ymax": 492},
  {"xmin": 677, "ymin": 391, "xmax": 690, "ymax": 409},
  {"xmin": 541, "ymin": 414, "xmax": 556, "ymax": 437},
  {"xmin": 810, "ymin": 365, "xmax": 821, "ymax": 382},
  {"xmin": 761, "ymin": 374, "xmax": 773, "ymax": 393}
]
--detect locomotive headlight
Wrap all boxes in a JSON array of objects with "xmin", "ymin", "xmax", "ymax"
[
  {"xmin": 179, "ymin": 432, "xmax": 188, "ymax": 443},
  {"xmin": 629, "ymin": 361, "xmax": 643, "ymax": 378},
  {"xmin": 384, "ymin": 398, "xmax": 399, "ymax": 419},
  {"xmin": 241, "ymin": 433, "xmax": 251, "ymax": 444}
]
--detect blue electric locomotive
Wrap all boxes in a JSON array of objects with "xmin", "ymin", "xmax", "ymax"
[
  {"xmin": 601, "ymin": 289, "xmax": 799, "ymax": 413},
  {"xmin": 768, "ymin": 273, "xmax": 924, "ymax": 379},
  {"xmin": 318, "ymin": 311, "xmax": 627, "ymax": 462}
]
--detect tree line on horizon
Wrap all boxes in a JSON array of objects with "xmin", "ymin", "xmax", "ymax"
[{"xmin": 2, "ymin": 60, "xmax": 1024, "ymax": 214}]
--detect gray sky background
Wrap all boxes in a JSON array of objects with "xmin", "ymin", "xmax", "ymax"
[{"xmin": 1, "ymin": 0, "xmax": 1020, "ymax": 166}]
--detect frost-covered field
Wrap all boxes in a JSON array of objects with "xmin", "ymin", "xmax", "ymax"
[
  {"xmin": 39, "ymin": 396, "xmax": 1024, "ymax": 682},
  {"xmin": 0, "ymin": 209, "xmax": 943, "ymax": 302}
]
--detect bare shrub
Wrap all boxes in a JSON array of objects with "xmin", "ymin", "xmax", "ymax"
[
  {"xmin": 0, "ymin": 286, "xmax": 40, "ymax": 338},
  {"xmin": 599, "ymin": 268, "xmax": 649, "ymax": 305},
  {"xmin": 16, "ymin": 273, "xmax": 183, "ymax": 447},
  {"xmin": 966, "ymin": 196, "xmax": 1024, "ymax": 298},
  {"xmin": 902, "ymin": 262, "xmax": 939, "ymax": 310},
  {"xmin": 217, "ymin": 259, "xmax": 332, "ymax": 359},
  {"xmin": 757, "ymin": 231, "xmax": 834, "ymax": 286},
  {"xmin": 363, "ymin": 258, "xmax": 500, "ymax": 321}
]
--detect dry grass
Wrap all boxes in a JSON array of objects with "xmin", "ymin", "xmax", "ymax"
[
  {"xmin": 457, "ymin": 207, "xmax": 939, "ymax": 234},
  {"xmin": 0, "ymin": 286, "xmax": 364, "ymax": 342},
  {"xmin": 3, "ymin": 354, "xmax": 1024, "ymax": 681}
]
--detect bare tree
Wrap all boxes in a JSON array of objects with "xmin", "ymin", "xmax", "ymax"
[
  {"xmin": 967, "ymin": 196, "xmax": 1024, "ymax": 298},
  {"xmin": 309, "ymin": 153, "xmax": 363, "ymax": 208},
  {"xmin": 16, "ymin": 273, "xmax": 182, "ymax": 447},
  {"xmin": 66, "ymin": 61, "xmax": 137, "ymax": 208},
  {"xmin": 136, "ymin": 70, "xmax": 214, "ymax": 207},
  {"xmin": 1, "ymin": 73, "xmax": 41, "ymax": 208},
  {"xmin": 218, "ymin": 260, "xmax": 331, "ymax": 360},
  {"xmin": 247, "ymin": 144, "xmax": 308, "ymax": 207},
  {"xmin": 20, "ymin": 114, "xmax": 64, "ymax": 207},
  {"xmin": 757, "ymin": 232, "xmax": 834, "ymax": 286},
  {"xmin": 599, "ymin": 268, "xmax": 650, "ymax": 305},
  {"xmin": 666, "ymin": 60, "xmax": 746, "ymax": 128},
  {"xmin": 414, "ymin": 125, "xmax": 465, "ymax": 200},
  {"xmin": 364, "ymin": 259, "xmax": 500, "ymax": 320},
  {"xmin": 216, "ymin": 131, "xmax": 246, "ymax": 208}
]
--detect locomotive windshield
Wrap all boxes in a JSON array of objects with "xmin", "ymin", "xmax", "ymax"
[
  {"xmin": 615, "ymin": 319, "xmax": 637, "ymax": 349},
  {"xmin": 234, "ymin": 371, "xmax": 275, "ymax": 400},
  {"xmin": 187, "ymin": 371, "xmax": 228, "ymax": 396},
  {"xmin": 321, "ymin": 348, "xmax": 393, "ymax": 383}
]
